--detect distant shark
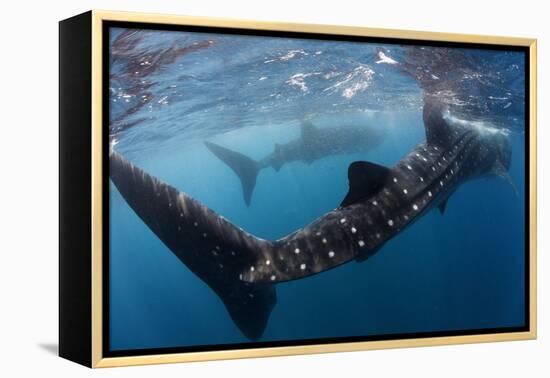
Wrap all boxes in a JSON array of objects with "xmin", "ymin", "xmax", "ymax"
[
  {"xmin": 109, "ymin": 96, "xmax": 515, "ymax": 341},
  {"xmin": 204, "ymin": 120, "xmax": 385, "ymax": 206}
]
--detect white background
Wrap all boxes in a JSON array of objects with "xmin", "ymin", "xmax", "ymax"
[{"xmin": 0, "ymin": 0, "xmax": 547, "ymax": 376}]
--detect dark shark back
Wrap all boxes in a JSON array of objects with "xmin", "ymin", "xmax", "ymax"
[{"xmin": 423, "ymin": 95, "xmax": 459, "ymax": 148}]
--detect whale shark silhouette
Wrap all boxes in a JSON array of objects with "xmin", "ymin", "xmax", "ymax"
[
  {"xmin": 109, "ymin": 95, "xmax": 514, "ymax": 340},
  {"xmin": 204, "ymin": 120, "xmax": 384, "ymax": 206}
]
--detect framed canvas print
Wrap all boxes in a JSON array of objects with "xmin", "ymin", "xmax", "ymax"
[{"xmin": 59, "ymin": 10, "xmax": 537, "ymax": 368}]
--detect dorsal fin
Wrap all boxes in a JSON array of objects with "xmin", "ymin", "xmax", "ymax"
[
  {"xmin": 423, "ymin": 96, "xmax": 453, "ymax": 147},
  {"xmin": 272, "ymin": 143, "xmax": 283, "ymax": 171},
  {"xmin": 300, "ymin": 120, "xmax": 317, "ymax": 141},
  {"xmin": 340, "ymin": 161, "xmax": 390, "ymax": 207}
]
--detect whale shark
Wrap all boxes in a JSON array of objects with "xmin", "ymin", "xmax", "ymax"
[
  {"xmin": 204, "ymin": 120, "xmax": 385, "ymax": 206},
  {"xmin": 109, "ymin": 95, "xmax": 514, "ymax": 340}
]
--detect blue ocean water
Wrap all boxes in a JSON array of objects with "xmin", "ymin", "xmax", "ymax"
[{"xmin": 108, "ymin": 28, "xmax": 526, "ymax": 351}]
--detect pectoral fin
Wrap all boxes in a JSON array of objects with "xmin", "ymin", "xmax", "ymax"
[
  {"xmin": 437, "ymin": 198, "xmax": 449, "ymax": 215},
  {"xmin": 493, "ymin": 161, "xmax": 519, "ymax": 197}
]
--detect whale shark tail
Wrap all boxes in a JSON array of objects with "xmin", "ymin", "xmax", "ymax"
[
  {"xmin": 204, "ymin": 141, "xmax": 261, "ymax": 206},
  {"xmin": 109, "ymin": 151, "xmax": 276, "ymax": 340}
]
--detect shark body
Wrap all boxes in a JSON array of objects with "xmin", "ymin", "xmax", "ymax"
[{"xmin": 204, "ymin": 120, "xmax": 384, "ymax": 205}]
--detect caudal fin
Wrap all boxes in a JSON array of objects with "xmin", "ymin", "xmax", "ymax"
[
  {"xmin": 109, "ymin": 151, "xmax": 276, "ymax": 340},
  {"xmin": 204, "ymin": 141, "xmax": 261, "ymax": 206}
]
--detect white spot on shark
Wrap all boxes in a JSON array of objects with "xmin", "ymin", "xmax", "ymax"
[
  {"xmin": 403, "ymin": 189, "xmax": 408, "ymax": 194},
  {"xmin": 266, "ymin": 260, "xmax": 271, "ymax": 265},
  {"xmin": 393, "ymin": 177, "xmax": 398, "ymax": 183},
  {"xmin": 322, "ymin": 238, "xmax": 327, "ymax": 244},
  {"xmin": 358, "ymin": 240, "xmax": 365, "ymax": 247},
  {"xmin": 340, "ymin": 218, "xmax": 347, "ymax": 224},
  {"xmin": 328, "ymin": 251, "xmax": 335, "ymax": 258},
  {"xmin": 351, "ymin": 227, "xmax": 357, "ymax": 234},
  {"xmin": 372, "ymin": 200, "xmax": 378, "ymax": 206},
  {"xmin": 387, "ymin": 219, "xmax": 394, "ymax": 226},
  {"xmin": 407, "ymin": 165, "xmax": 413, "ymax": 170},
  {"xmin": 294, "ymin": 248, "xmax": 300, "ymax": 254},
  {"xmin": 300, "ymin": 263, "xmax": 306, "ymax": 270},
  {"xmin": 250, "ymin": 266, "xmax": 255, "ymax": 272},
  {"xmin": 270, "ymin": 275, "xmax": 276, "ymax": 281},
  {"xmin": 413, "ymin": 204, "xmax": 419, "ymax": 211},
  {"xmin": 428, "ymin": 191, "xmax": 432, "ymax": 197}
]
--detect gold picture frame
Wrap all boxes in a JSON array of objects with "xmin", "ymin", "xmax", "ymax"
[{"xmin": 59, "ymin": 10, "xmax": 537, "ymax": 368}]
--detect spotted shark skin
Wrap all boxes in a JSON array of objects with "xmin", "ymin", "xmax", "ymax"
[{"xmin": 109, "ymin": 97, "xmax": 512, "ymax": 339}]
